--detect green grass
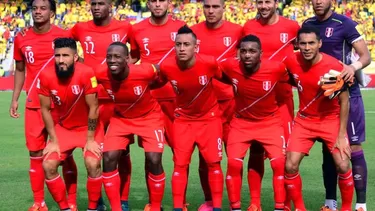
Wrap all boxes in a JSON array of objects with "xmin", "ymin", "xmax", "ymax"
[{"xmin": 0, "ymin": 90, "xmax": 374, "ymax": 211}]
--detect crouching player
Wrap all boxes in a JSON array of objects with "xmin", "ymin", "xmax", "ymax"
[
  {"xmin": 284, "ymin": 27, "xmax": 354, "ymax": 211},
  {"xmin": 37, "ymin": 38, "xmax": 103, "ymax": 211},
  {"xmin": 222, "ymin": 35, "xmax": 287, "ymax": 211},
  {"xmin": 96, "ymin": 42, "xmax": 165, "ymax": 211}
]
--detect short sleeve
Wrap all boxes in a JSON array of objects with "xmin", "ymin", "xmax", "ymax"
[
  {"xmin": 83, "ymin": 68, "xmax": 98, "ymax": 95},
  {"xmin": 63, "ymin": 28, "xmax": 74, "ymax": 39},
  {"xmin": 212, "ymin": 58, "xmax": 222, "ymax": 79},
  {"xmin": 69, "ymin": 24, "xmax": 78, "ymax": 40},
  {"xmin": 126, "ymin": 22, "xmax": 132, "ymax": 44},
  {"xmin": 278, "ymin": 62, "xmax": 289, "ymax": 83},
  {"xmin": 13, "ymin": 35, "xmax": 23, "ymax": 61},
  {"xmin": 129, "ymin": 27, "xmax": 139, "ymax": 51},
  {"xmin": 344, "ymin": 19, "xmax": 362, "ymax": 44},
  {"xmin": 37, "ymin": 74, "xmax": 50, "ymax": 97}
]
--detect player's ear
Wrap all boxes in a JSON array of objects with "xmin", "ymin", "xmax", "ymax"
[
  {"xmin": 318, "ymin": 39, "xmax": 322, "ymax": 49},
  {"xmin": 125, "ymin": 55, "xmax": 130, "ymax": 64},
  {"xmin": 194, "ymin": 42, "xmax": 198, "ymax": 53},
  {"xmin": 74, "ymin": 53, "xmax": 79, "ymax": 62}
]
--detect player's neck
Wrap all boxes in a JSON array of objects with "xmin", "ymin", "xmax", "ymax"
[
  {"xmin": 316, "ymin": 10, "xmax": 333, "ymax": 22},
  {"xmin": 178, "ymin": 56, "xmax": 196, "ymax": 70},
  {"xmin": 93, "ymin": 17, "xmax": 111, "ymax": 26},
  {"xmin": 259, "ymin": 13, "xmax": 279, "ymax": 25},
  {"xmin": 305, "ymin": 53, "xmax": 322, "ymax": 66},
  {"xmin": 33, "ymin": 22, "xmax": 52, "ymax": 34},
  {"xmin": 149, "ymin": 15, "xmax": 168, "ymax": 26},
  {"xmin": 205, "ymin": 19, "xmax": 224, "ymax": 29},
  {"xmin": 243, "ymin": 62, "xmax": 260, "ymax": 75}
]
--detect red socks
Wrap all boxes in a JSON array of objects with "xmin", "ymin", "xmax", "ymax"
[
  {"xmin": 119, "ymin": 154, "xmax": 132, "ymax": 201},
  {"xmin": 226, "ymin": 158, "xmax": 243, "ymax": 209},
  {"xmin": 87, "ymin": 176, "xmax": 103, "ymax": 210},
  {"xmin": 45, "ymin": 175, "xmax": 69, "ymax": 209},
  {"xmin": 338, "ymin": 169, "xmax": 354, "ymax": 210},
  {"xmin": 148, "ymin": 172, "xmax": 166, "ymax": 210},
  {"xmin": 62, "ymin": 155, "xmax": 78, "ymax": 205},
  {"xmin": 270, "ymin": 158, "xmax": 286, "ymax": 209},
  {"xmin": 208, "ymin": 162, "xmax": 224, "ymax": 209},
  {"xmin": 172, "ymin": 165, "xmax": 188, "ymax": 209},
  {"xmin": 103, "ymin": 170, "xmax": 122, "ymax": 211},
  {"xmin": 285, "ymin": 172, "xmax": 306, "ymax": 210},
  {"xmin": 248, "ymin": 153, "xmax": 264, "ymax": 207},
  {"xmin": 29, "ymin": 156, "xmax": 45, "ymax": 204}
]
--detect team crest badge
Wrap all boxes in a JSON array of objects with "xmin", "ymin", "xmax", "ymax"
[
  {"xmin": 171, "ymin": 32, "xmax": 177, "ymax": 41},
  {"xmin": 199, "ymin": 75, "xmax": 208, "ymax": 85},
  {"xmin": 280, "ymin": 33, "xmax": 288, "ymax": 43},
  {"xmin": 263, "ymin": 81, "xmax": 271, "ymax": 91},
  {"xmin": 71, "ymin": 85, "xmax": 81, "ymax": 95},
  {"xmin": 325, "ymin": 27, "xmax": 334, "ymax": 37},
  {"xmin": 112, "ymin": 34, "xmax": 120, "ymax": 42},
  {"xmin": 133, "ymin": 86, "xmax": 143, "ymax": 96},
  {"xmin": 223, "ymin": 37, "xmax": 232, "ymax": 47}
]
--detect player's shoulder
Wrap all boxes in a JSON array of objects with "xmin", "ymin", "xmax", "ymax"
[
  {"xmin": 223, "ymin": 20, "xmax": 243, "ymax": 31},
  {"xmin": 243, "ymin": 18, "xmax": 258, "ymax": 27},
  {"xmin": 331, "ymin": 12, "xmax": 356, "ymax": 25},
  {"xmin": 279, "ymin": 16, "xmax": 300, "ymax": 28},
  {"xmin": 197, "ymin": 54, "xmax": 217, "ymax": 64},
  {"xmin": 132, "ymin": 18, "xmax": 148, "ymax": 31},
  {"xmin": 112, "ymin": 19, "xmax": 132, "ymax": 28},
  {"xmin": 94, "ymin": 65, "xmax": 109, "ymax": 80},
  {"xmin": 168, "ymin": 16, "xmax": 186, "ymax": 26},
  {"xmin": 76, "ymin": 62, "xmax": 95, "ymax": 75},
  {"xmin": 190, "ymin": 21, "xmax": 205, "ymax": 31},
  {"xmin": 321, "ymin": 53, "xmax": 342, "ymax": 65},
  {"xmin": 39, "ymin": 64, "xmax": 56, "ymax": 81},
  {"xmin": 302, "ymin": 16, "xmax": 317, "ymax": 27},
  {"xmin": 219, "ymin": 57, "xmax": 239, "ymax": 71},
  {"xmin": 160, "ymin": 56, "xmax": 176, "ymax": 69}
]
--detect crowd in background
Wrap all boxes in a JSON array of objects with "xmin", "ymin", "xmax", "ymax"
[{"xmin": 1, "ymin": 0, "xmax": 375, "ymax": 75}]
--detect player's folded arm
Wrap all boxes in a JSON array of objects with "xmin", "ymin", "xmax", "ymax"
[{"xmin": 149, "ymin": 64, "xmax": 168, "ymax": 89}]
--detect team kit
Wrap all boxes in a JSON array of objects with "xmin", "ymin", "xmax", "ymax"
[{"xmin": 9, "ymin": 0, "xmax": 370, "ymax": 211}]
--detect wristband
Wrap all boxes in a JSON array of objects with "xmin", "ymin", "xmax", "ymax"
[{"xmin": 350, "ymin": 61, "xmax": 363, "ymax": 71}]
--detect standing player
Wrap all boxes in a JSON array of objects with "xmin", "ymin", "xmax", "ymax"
[
  {"xmin": 242, "ymin": 0, "xmax": 300, "ymax": 207},
  {"xmin": 283, "ymin": 27, "xmax": 354, "ymax": 211},
  {"xmin": 303, "ymin": 1, "xmax": 372, "ymax": 210},
  {"xmin": 70, "ymin": 0, "xmax": 133, "ymax": 209},
  {"xmin": 223, "ymin": 35, "xmax": 287, "ymax": 211},
  {"xmin": 9, "ymin": 1, "xmax": 78, "ymax": 210},
  {"xmin": 97, "ymin": 42, "xmax": 165, "ymax": 211},
  {"xmin": 130, "ymin": 0, "xmax": 185, "ymax": 209},
  {"xmin": 191, "ymin": 0, "xmax": 242, "ymax": 209},
  {"xmin": 37, "ymin": 38, "xmax": 103, "ymax": 211},
  {"xmin": 158, "ymin": 25, "xmax": 224, "ymax": 211}
]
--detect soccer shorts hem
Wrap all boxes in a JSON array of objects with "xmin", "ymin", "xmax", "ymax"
[{"xmin": 25, "ymin": 108, "xmax": 48, "ymax": 151}]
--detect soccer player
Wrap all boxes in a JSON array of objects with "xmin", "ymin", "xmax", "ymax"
[
  {"xmin": 10, "ymin": 1, "xmax": 77, "ymax": 210},
  {"xmin": 190, "ymin": 0, "xmax": 242, "ymax": 209},
  {"xmin": 242, "ymin": 0, "xmax": 300, "ymax": 207},
  {"xmin": 37, "ymin": 38, "xmax": 103, "ymax": 211},
  {"xmin": 96, "ymin": 42, "xmax": 165, "ymax": 211},
  {"xmin": 222, "ymin": 35, "xmax": 287, "ymax": 211},
  {"xmin": 303, "ymin": 1, "xmax": 372, "ymax": 210},
  {"xmin": 70, "ymin": 0, "xmax": 133, "ymax": 209},
  {"xmin": 158, "ymin": 25, "xmax": 224, "ymax": 211},
  {"xmin": 283, "ymin": 26, "xmax": 354, "ymax": 211}
]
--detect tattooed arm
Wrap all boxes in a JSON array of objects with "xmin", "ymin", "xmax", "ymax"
[{"xmin": 85, "ymin": 93, "xmax": 99, "ymax": 142}]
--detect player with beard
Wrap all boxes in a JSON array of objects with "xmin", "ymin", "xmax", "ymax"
[
  {"xmin": 10, "ymin": 1, "xmax": 78, "ymax": 210},
  {"xmin": 190, "ymin": 1, "xmax": 242, "ymax": 209},
  {"xmin": 157, "ymin": 25, "xmax": 224, "ymax": 211},
  {"xmin": 242, "ymin": 1, "xmax": 300, "ymax": 209},
  {"xmin": 70, "ymin": 0, "xmax": 133, "ymax": 210},
  {"xmin": 222, "ymin": 35, "xmax": 287, "ymax": 211},
  {"xmin": 130, "ymin": 0, "xmax": 185, "ymax": 210},
  {"xmin": 37, "ymin": 38, "xmax": 103, "ymax": 211},
  {"xmin": 96, "ymin": 42, "xmax": 165, "ymax": 211},
  {"xmin": 303, "ymin": 1, "xmax": 371, "ymax": 210},
  {"xmin": 284, "ymin": 26, "xmax": 354, "ymax": 211}
]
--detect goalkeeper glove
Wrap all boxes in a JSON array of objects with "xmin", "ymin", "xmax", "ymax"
[{"xmin": 318, "ymin": 70, "xmax": 346, "ymax": 99}]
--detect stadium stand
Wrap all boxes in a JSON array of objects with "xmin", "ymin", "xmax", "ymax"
[{"xmin": 0, "ymin": 0, "xmax": 374, "ymax": 86}]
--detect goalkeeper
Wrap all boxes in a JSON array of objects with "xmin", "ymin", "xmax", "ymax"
[{"xmin": 282, "ymin": 26, "xmax": 354, "ymax": 211}]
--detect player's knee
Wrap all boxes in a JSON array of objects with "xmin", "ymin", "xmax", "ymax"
[
  {"xmin": 206, "ymin": 161, "xmax": 221, "ymax": 170},
  {"xmin": 350, "ymin": 144, "xmax": 363, "ymax": 152},
  {"xmin": 285, "ymin": 158, "xmax": 299, "ymax": 174},
  {"xmin": 336, "ymin": 159, "xmax": 351, "ymax": 174},
  {"xmin": 227, "ymin": 158, "xmax": 243, "ymax": 175},
  {"xmin": 85, "ymin": 156, "xmax": 101, "ymax": 177},
  {"xmin": 145, "ymin": 152, "xmax": 162, "ymax": 166},
  {"xmin": 174, "ymin": 164, "xmax": 189, "ymax": 172},
  {"xmin": 103, "ymin": 151, "xmax": 121, "ymax": 172},
  {"xmin": 43, "ymin": 159, "xmax": 59, "ymax": 179},
  {"xmin": 270, "ymin": 157, "xmax": 285, "ymax": 175}
]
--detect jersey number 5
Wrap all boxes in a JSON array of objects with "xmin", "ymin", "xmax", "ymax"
[
  {"xmin": 84, "ymin": 41, "xmax": 95, "ymax": 54},
  {"xmin": 144, "ymin": 43, "xmax": 150, "ymax": 56}
]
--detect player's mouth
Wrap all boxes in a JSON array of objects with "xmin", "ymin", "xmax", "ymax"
[
  {"xmin": 93, "ymin": 12, "xmax": 102, "ymax": 16},
  {"xmin": 109, "ymin": 65, "xmax": 119, "ymax": 71},
  {"xmin": 302, "ymin": 52, "xmax": 312, "ymax": 57}
]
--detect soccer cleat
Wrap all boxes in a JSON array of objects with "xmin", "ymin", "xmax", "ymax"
[
  {"xmin": 247, "ymin": 204, "xmax": 262, "ymax": 211},
  {"xmin": 283, "ymin": 206, "xmax": 291, "ymax": 211},
  {"xmin": 356, "ymin": 208, "xmax": 365, "ymax": 211},
  {"xmin": 320, "ymin": 206, "xmax": 333, "ymax": 211},
  {"xmin": 121, "ymin": 201, "xmax": 130, "ymax": 211},
  {"xmin": 28, "ymin": 202, "xmax": 49, "ymax": 211},
  {"xmin": 183, "ymin": 203, "xmax": 189, "ymax": 211},
  {"xmin": 144, "ymin": 203, "xmax": 163, "ymax": 211},
  {"xmin": 96, "ymin": 204, "xmax": 107, "ymax": 211},
  {"xmin": 68, "ymin": 204, "xmax": 78, "ymax": 211},
  {"xmin": 198, "ymin": 201, "xmax": 213, "ymax": 211}
]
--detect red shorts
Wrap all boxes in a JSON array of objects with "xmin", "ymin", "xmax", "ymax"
[
  {"xmin": 218, "ymin": 98, "xmax": 235, "ymax": 143},
  {"xmin": 104, "ymin": 110, "xmax": 165, "ymax": 153},
  {"xmin": 99, "ymin": 102, "xmax": 115, "ymax": 129},
  {"xmin": 227, "ymin": 114, "xmax": 285, "ymax": 159},
  {"xmin": 157, "ymin": 99, "xmax": 176, "ymax": 147},
  {"xmin": 44, "ymin": 123, "xmax": 104, "ymax": 161},
  {"xmin": 173, "ymin": 117, "xmax": 223, "ymax": 166},
  {"xmin": 279, "ymin": 103, "xmax": 293, "ymax": 142},
  {"xmin": 287, "ymin": 114, "xmax": 346, "ymax": 155},
  {"xmin": 25, "ymin": 108, "xmax": 58, "ymax": 151}
]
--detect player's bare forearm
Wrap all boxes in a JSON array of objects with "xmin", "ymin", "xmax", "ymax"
[
  {"xmin": 352, "ymin": 39, "xmax": 371, "ymax": 70},
  {"xmin": 12, "ymin": 61, "xmax": 26, "ymax": 102},
  {"xmin": 85, "ymin": 93, "xmax": 99, "ymax": 142},
  {"xmin": 39, "ymin": 94, "xmax": 58, "ymax": 142},
  {"xmin": 338, "ymin": 90, "xmax": 349, "ymax": 137}
]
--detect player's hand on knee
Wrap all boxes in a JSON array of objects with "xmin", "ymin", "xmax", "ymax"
[
  {"xmin": 84, "ymin": 140, "xmax": 102, "ymax": 158},
  {"xmin": 333, "ymin": 135, "xmax": 351, "ymax": 161},
  {"xmin": 43, "ymin": 141, "xmax": 61, "ymax": 160},
  {"xmin": 9, "ymin": 101, "xmax": 19, "ymax": 118}
]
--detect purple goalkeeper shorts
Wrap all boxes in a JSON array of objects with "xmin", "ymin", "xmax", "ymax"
[{"xmin": 347, "ymin": 96, "xmax": 366, "ymax": 144}]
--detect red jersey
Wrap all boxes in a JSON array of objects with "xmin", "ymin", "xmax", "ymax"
[
  {"xmin": 191, "ymin": 20, "xmax": 243, "ymax": 100},
  {"xmin": 37, "ymin": 62, "xmax": 98, "ymax": 130},
  {"xmin": 159, "ymin": 54, "xmax": 221, "ymax": 119},
  {"xmin": 13, "ymin": 25, "xmax": 71, "ymax": 108},
  {"xmin": 96, "ymin": 63, "xmax": 159, "ymax": 119},
  {"xmin": 220, "ymin": 58, "xmax": 288, "ymax": 120},
  {"xmin": 70, "ymin": 19, "xmax": 132, "ymax": 100},
  {"xmin": 130, "ymin": 16, "xmax": 185, "ymax": 99},
  {"xmin": 243, "ymin": 16, "xmax": 300, "ymax": 104},
  {"xmin": 284, "ymin": 52, "xmax": 343, "ymax": 118}
]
